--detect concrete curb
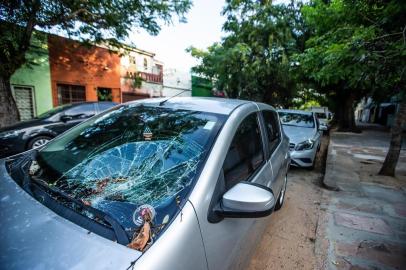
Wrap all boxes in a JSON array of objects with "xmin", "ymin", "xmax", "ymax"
[{"xmin": 322, "ymin": 133, "xmax": 340, "ymax": 191}]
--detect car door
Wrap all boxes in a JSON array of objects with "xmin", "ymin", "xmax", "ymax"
[
  {"xmin": 261, "ymin": 109, "xmax": 286, "ymax": 196},
  {"xmin": 194, "ymin": 110, "xmax": 274, "ymax": 270},
  {"xmin": 313, "ymin": 114, "xmax": 322, "ymax": 149}
]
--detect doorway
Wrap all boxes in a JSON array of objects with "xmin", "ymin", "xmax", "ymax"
[{"xmin": 11, "ymin": 85, "xmax": 36, "ymax": 120}]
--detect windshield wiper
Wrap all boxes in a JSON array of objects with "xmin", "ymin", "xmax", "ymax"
[{"xmin": 30, "ymin": 175, "xmax": 130, "ymax": 245}]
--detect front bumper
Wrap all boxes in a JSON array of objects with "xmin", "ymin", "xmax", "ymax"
[{"xmin": 289, "ymin": 148, "xmax": 317, "ymax": 167}]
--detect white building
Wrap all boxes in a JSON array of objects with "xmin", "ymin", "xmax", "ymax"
[
  {"xmin": 163, "ymin": 68, "xmax": 192, "ymax": 97},
  {"xmin": 120, "ymin": 46, "xmax": 164, "ymax": 101}
]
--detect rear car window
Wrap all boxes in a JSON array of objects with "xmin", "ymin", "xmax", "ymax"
[
  {"xmin": 64, "ymin": 103, "xmax": 96, "ymax": 118},
  {"xmin": 278, "ymin": 112, "xmax": 315, "ymax": 128}
]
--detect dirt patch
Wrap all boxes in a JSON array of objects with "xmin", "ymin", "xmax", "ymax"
[{"xmin": 247, "ymin": 137, "xmax": 328, "ymax": 270}]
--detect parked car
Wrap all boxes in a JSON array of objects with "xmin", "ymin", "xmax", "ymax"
[
  {"xmin": 0, "ymin": 101, "xmax": 117, "ymax": 158},
  {"xmin": 0, "ymin": 97, "xmax": 290, "ymax": 270},
  {"xmin": 310, "ymin": 106, "xmax": 332, "ymax": 133},
  {"xmin": 278, "ymin": 109, "xmax": 321, "ymax": 169}
]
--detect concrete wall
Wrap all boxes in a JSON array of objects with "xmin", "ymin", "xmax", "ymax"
[
  {"xmin": 120, "ymin": 50, "xmax": 164, "ymax": 99},
  {"xmin": 48, "ymin": 35, "xmax": 121, "ymax": 105},
  {"xmin": 10, "ymin": 32, "xmax": 53, "ymax": 115},
  {"xmin": 163, "ymin": 68, "xmax": 192, "ymax": 97}
]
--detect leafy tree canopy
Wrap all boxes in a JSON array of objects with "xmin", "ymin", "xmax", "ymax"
[
  {"xmin": 0, "ymin": 0, "xmax": 192, "ymax": 126},
  {"xmin": 299, "ymin": 0, "xmax": 406, "ymax": 102},
  {"xmin": 0, "ymin": 0, "xmax": 192, "ymax": 77},
  {"xmin": 189, "ymin": 1, "xmax": 307, "ymax": 107}
]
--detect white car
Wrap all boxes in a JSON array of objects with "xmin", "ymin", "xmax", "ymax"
[
  {"xmin": 278, "ymin": 109, "xmax": 322, "ymax": 168},
  {"xmin": 310, "ymin": 106, "xmax": 332, "ymax": 133}
]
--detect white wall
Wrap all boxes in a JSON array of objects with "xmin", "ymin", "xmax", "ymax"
[{"xmin": 163, "ymin": 68, "xmax": 191, "ymax": 97}]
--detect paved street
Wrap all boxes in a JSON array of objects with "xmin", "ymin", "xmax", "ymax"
[
  {"xmin": 318, "ymin": 129, "xmax": 406, "ymax": 270},
  {"xmin": 249, "ymin": 128, "xmax": 406, "ymax": 270}
]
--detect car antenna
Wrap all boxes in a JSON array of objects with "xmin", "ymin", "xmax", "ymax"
[{"xmin": 159, "ymin": 90, "xmax": 189, "ymax": 106}]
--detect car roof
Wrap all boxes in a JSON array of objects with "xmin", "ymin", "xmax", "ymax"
[
  {"xmin": 69, "ymin": 101, "xmax": 116, "ymax": 105},
  {"xmin": 277, "ymin": 109, "xmax": 313, "ymax": 115},
  {"xmin": 125, "ymin": 97, "xmax": 252, "ymax": 115}
]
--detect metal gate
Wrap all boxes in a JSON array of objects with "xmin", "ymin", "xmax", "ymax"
[{"xmin": 12, "ymin": 86, "xmax": 36, "ymax": 121}]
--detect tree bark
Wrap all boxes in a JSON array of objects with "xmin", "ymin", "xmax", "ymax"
[
  {"xmin": 335, "ymin": 91, "xmax": 360, "ymax": 132},
  {"xmin": 0, "ymin": 75, "xmax": 20, "ymax": 128},
  {"xmin": 379, "ymin": 99, "xmax": 406, "ymax": 176}
]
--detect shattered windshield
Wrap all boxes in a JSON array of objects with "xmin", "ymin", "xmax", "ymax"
[
  {"xmin": 33, "ymin": 104, "xmax": 225, "ymax": 246},
  {"xmin": 278, "ymin": 112, "xmax": 315, "ymax": 128}
]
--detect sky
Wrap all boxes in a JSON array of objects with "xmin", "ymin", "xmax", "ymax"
[
  {"xmin": 127, "ymin": 0, "xmax": 226, "ymax": 72},
  {"xmin": 127, "ymin": 0, "xmax": 292, "ymax": 72}
]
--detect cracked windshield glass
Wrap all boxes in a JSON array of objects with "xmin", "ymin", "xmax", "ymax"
[{"xmin": 33, "ymin": 104, "xmax": 225, "ymax": 240}]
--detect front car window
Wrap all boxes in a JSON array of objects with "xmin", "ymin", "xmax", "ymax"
[
  {"xmin": 315, "ymin": 112, "xmax": 326, "ymax": 119},
  {"xmin": 26, "ymin": 104, "xmax": 225, "ymax": 242},
  {"xmin": 223, "ymin": 113, "xmax": 264, "ymax": 190},
  {"xmin": 278, "ymin": 112, "xmax": 315, "ymax": 128},
  {"xmin": 262, "ymin": 110, "xmax": 281, "ymax": 153}
]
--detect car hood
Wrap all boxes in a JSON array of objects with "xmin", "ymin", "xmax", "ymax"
[
  {"xmin": 0, "ymin": 160, "xmax": 142, "ymax": 270},
  {"xmin": 281, "ymin": 125, "xmax": 316, "ymax": 145},
  {"xmin": 0, "ymin": 118, "xmax": 44, "ymax": 133}
]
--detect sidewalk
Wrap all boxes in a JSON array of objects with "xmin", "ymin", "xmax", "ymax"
[{"xmin": 316, "ymin": 129, "xmax": 406, "ymax": 270}]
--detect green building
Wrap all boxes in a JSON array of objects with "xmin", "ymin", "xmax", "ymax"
[
  {"xmin": 191, "ymin": 76, "xmax": 213, "ymax": 97},
  {"xmin": 10, "ymin": 32, "xmax": 53, "ymax": 120}
]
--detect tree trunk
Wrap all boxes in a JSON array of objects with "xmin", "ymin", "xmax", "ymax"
[
  {"xmin": 0, "ymin": 75, "xmax": 20, "ymax": 128},
  {"xmin": 335, "ymin": 91, "xmax": 359, "ymax": 132},
  {"xmin": 379, "ymin": 99, "xmax": 406, "ymax": 176}
]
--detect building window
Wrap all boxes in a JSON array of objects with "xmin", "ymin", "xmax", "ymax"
[
  {"xmin": 129, "ymin": 56, "xmax": 136, "ymax": 65},
  {"xmin": 97, "ymin": 87, "xmax": 113, "ymax": 101},
  {"xmin": 57, "ymin": 84, "xmax": 86, "ymax": 105},
  {"xmin": 143, "ymin": 58, "xmax": 148, "ymax": 70},
  {"xmin": 155, "ymin": 64, "xmax": 163, "ymax": 74},
  {"xmin": 12, "ymin": 85, "xmax": 36, "ymax": 121}
]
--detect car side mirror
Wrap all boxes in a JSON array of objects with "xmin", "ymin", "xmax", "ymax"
[
  {"xmin": 319, "ymin": 125, "xmax": 327, "ymax": 131},
  {"xmin": 60, "ymin": 115, "xmax": 72, "ymax": 122},
  {"xmin": 214, "ymin": 182, "xmax": 275, "ymax": 218}
]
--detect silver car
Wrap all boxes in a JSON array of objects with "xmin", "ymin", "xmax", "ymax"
[
  {"xmin": 0, "ymin": 97, "xmax": 290, "ymax": 270},
  {"xmin": 278, "ymin": 109, "xmax": 321, "ymax": 168}
]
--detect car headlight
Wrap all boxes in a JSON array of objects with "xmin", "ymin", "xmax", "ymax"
[
  {"xmin": 295, "ymin": 139, "xmax": 315, "ymax": 151},
  {"xmin": 0, "ymin": 130, "xmax": 20, "ymax": 139}
]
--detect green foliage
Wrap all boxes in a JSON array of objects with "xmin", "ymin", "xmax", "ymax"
[
  {"xmin": 291, "ymin": 88, "xmax": 327, "ymax": 109},
  {"xmin": 97, "ymin": 88, "xmax": 113, "ymax": 102},
  {"xmin": 298, "ymin": 100, "xmax": 320, "ymax": 110},
  {"xmin": 0, "ymin": 0, "xmax": 192, "ymax": 77},
  {"xmin": 298, "ymin": 0, "xmax": 406, "ymax": 102},
  {"xmin": 189, "ymin": 1, "xmax": 307, "ymax": 106}
]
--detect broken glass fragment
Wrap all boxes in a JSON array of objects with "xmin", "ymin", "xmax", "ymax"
[{"xmin": 33, "ymin": 105, "xmax": 226, "ymax": 246}]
